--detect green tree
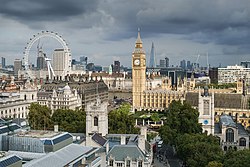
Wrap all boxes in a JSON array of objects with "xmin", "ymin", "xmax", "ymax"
[
  {"xmin": 52, "ymin": 109, "xmax": 86, "ymax": 133},
  {"xmin": 28, "ymin": 103, "xmax": 52, "ymax": 130},
  {"xmin": 159, "ymin": 101, "xmax": 202, "ymax": 145},
  {"xmin": 176, "ymin": 134, "xmax": 223, "ymax": 167},
  {"xmin": 150, "ymin": 113, "xmax": 160, "ymax": 122},
  {"xmin": 206, "ymin": 161, "xmax": 223, "ymax": 167},
  {"xmin": 223, "ymin": 149, "xmax": 250, "ymax": 167},
  {"xmin": 109, "ymin": 103, "xmax": 139, "ymax": 134}
]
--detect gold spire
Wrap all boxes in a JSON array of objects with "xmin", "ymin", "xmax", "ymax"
[
  {"xmin": 136, "ymin": 28, "xmax": 142, "ymax": 44},
  {"xmin": 135, "ymin": 28, "xmax": 143, "ymax": 50}
]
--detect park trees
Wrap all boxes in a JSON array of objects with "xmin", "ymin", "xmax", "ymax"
[
  {"xmin": 52, "ymin": 109, "xmax": 86, "ymax": 133},
  {"xmin": 28, "ymin": 103, "xmax": 52, "ymax": 130},
  {"xmin": 159, "ymin": 101, "xmax": 202, "ymax": 145},
  {"xmin": 108, "ymin": 103, "xmax": 139, "ymax": 134}
]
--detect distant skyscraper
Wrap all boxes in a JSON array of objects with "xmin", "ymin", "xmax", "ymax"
[
  {"xmin": 80, "ymin": 56, "xmax": 88, "ymax": 65},
  {"xmin": 1, "ymin": 57, "xmax": 6, "ymax": 68},
  {"xmin": 149, "ymin": 42, "xmax": 156, "ymax": 68},
  {"xmin": 187, "ymin": 61, "xmax": 191, "ymax": 70},
  {"xmin": 241, "ymin": 61, "xmax": 250, "ymax": 68},
  {"xmin": 14, "ymin": 59, "xmax": 22, "ymax": 77},
  {"xmin": 180, "ymin": 60, "xmax": 186, "ymax": 70},
  {"xmin": 165, "ymin": 57, "xmax": 169, "ymax": 67},
  {"xmin": 159, "ymin": 59, "xmax": 165, "ymax": 67},
  {"xmin": 113, "ymin": 61, "xmax": 120, "ymax": 73},
  {"xmin": 37, "ymin": 49, "xmax": 46, "ymax": 70}
]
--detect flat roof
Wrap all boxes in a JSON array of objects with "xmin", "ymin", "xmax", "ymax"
[{"xmin": 14, "ymin": 130, "xmax": 63, "ymax": 139}]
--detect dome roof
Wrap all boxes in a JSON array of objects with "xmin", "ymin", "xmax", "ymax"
[{"xmin": 64, "ymin": 85, "xmax": 70, "ymax": 91}]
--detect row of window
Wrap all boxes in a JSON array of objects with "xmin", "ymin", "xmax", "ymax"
[{"xmin": 109, "ymin": 160, "xmax": 142, "ymax": 167}]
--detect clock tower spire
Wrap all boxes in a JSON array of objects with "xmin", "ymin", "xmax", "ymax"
[{"xmin": 132, "ymin": 29, "xmax": 146, "ymax": 111}]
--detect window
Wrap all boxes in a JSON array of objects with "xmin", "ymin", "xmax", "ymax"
[
  {"xmin": 203, "ymin": 100, "xmax": 209, "ymax": 115},
  {"xmin": 117, "ymin": 163, "xmax": 123, "ymax": 167},
  {"xmin": 94, "ymin": 117, "xmax": 98, "ymax": 126},
  {"xmin": 109, "ymin": 160, "xmax": 114, "ymax": 167},
  {"xmin": 239, "ymin": 138, "xmax": 246, "ymax": 146},
  {"xmin": 126, "ymin": 160, "xmax": 131, "ymax": 167},
  {"xmin": 226, "ymin": 128, "xmax": 234, "ymax": 142},
  {"xmin": 138, "ymin": 160, "xmax": 142, "ymax": 167}
]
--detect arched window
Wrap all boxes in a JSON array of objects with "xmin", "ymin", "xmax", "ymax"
[
  {"xmin": 32, "ymin": 94, "xmax": 34, "ymax": 100},
  {"xmin": 24, "ymin": 94, "xmax": 27, "ymax": 100},
  {"xmin": 224, "ymin": 146, "xmax": 227, "ymax": 151},
  {"xmin": 239, "ymin": 138, "xmax": 246, "ymax": 146},
  {"xmin": 226, "ymin": 128, "xmax": 234, "ymax": 142},
  {"xmin": 94, "ymin": 117, "xmax": 98, "ymax": 126}
]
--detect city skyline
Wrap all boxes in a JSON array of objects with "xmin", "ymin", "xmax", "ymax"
[{"xmin": 1, "ymin": 0, "xmax": 250, "ymax": 67}]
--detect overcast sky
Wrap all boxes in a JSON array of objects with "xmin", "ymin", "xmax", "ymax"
[{"xmin": 1, "ymin": 0, "xmax": 250, "ymax": 67}]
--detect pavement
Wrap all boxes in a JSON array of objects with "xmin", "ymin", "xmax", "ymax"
[{"xmin": 153, "ymin": 144, "xmax": 182, "ymax": 167}]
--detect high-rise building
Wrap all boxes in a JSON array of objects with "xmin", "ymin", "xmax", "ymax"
[
  {"xmin": 113, "ymin": 60, "xmax": 120, "ymax": 73},
  {"xmin": 52, "ymin": 49, "xmax": 71, "ymax": 77},
  {"xmin": 37, "ymin": 49, "xmax": 46, "ymax": 70},
  {"xmin": 14, "ymin": 59, "xmax": 22, "ymax": 77},
  {"xmin": 80, "ymin": 56, "xmax": 88, "ymax": 65},
  {"xmin": 187, "ymin": 61, "xmax": 191, "ymax": 70},
  {"xmin": 165, "ymin": 57, "xmax": 169, "ymax": 67},
  {"xmin": 159, "ymin": 59, "xmax": 166, "ymax": 67},
  {"xmin": 1, "ymin": 57, "xmax": 6, "ymax": 68},
  {"xmin": 149, "ymin": 42, "xmax": 156, "ymax": 68},
  {"xmin": 180, "ymin": 60, "xmax": 186, "ymax": 70},
  {"xmin": 241, "ymin": 61, "xmax": 250, "ymax": 68}
]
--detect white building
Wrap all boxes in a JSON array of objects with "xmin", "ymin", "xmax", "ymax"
[
  {"xmin": 218, "ymin": 65, "xmax": 250, "ymax": 84},
  {"xmin": 37, "ymin": 84, "xmax": 81, "ymax": 112},
  {"xmin": 52, "ymin": 49, "xmax": 71, "ymax": 78},
  {"xmin": 0, "ymin": 80, "xmax": 37, "ymax": 119}
]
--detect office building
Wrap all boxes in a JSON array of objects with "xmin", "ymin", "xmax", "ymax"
[
  {"xmin": 1, "ymin": 57, "xmax": 6, "ymax": 69},
  {"xmin": 37, "ymin": 84, "xmax": 81, "ymax": 112},
  {"xmin": 37, "ymin": 49, "xmax": 46, "ymax": 70},
  {"xmin": 52, "ymin": 49, "xmax": 71, "ymax": 78},
  {"xmin": 180, "ymin": 59, "xmax": 186, "ymax": 70},
  {"xmin": 159, "ymin": 59, "xmax": 166, "ymax": 68},
  {"xmin": 241, "ymin": 61, "xmax": 250, "ymax": 68},
  {"xmin": 113, "ymin": 60, "xmax": 120, "ymax": 73},
  {"xmin": 14, "ymin": 59, "xmax": 22, "ymax": 78},
  {"xmin": 218, "ymin": 65, "xmax": 250, "ymax": 84},
  {"xmin": 165, "ymin": 57, "xmax": 169, "ymax": 67}
]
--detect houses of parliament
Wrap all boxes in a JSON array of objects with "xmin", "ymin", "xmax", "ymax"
[{"xmin": 132, "ymin": 31, "xmax": 186, "ymax": 111}]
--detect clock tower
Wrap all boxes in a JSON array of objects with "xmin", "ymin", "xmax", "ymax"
[
  {"xmin": 198, "ymin": 86, "xmax": 215, "ymax": 135},
  {"xmin": 132, "ymin": 30, "xmax": 146, "ymax": 111}
]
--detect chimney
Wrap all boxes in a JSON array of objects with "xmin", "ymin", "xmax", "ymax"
[
  {"xmin": 138, "ymin": 135, "xmax": 145, "ymax": 153},
  {"xmin": 54, "ymin": 125, "xmax": 59, "ymax": 132},
  {"xmin": 121, "ymin": 135, "xmax": 126, "ymax": 145},
  {"xmin": 138, "ymin": 126, "xmax": 147, "ymax": 153},
  {"xmin": 140, "ymin": 126, "xmax": 147, "ymax": 140}
]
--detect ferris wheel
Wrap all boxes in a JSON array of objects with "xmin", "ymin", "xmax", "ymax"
[{"xmin": 23, "ymin": 31, "xmax": 72, "ymax": 80}]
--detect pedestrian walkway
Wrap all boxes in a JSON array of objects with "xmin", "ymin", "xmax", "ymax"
[{"xmin": 152, "ymin": 156, "xmax": 169, "ymax": 167}]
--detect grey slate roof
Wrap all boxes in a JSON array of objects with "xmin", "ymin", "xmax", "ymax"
[
  {"xmin": 107, "ymin": 145, "xmax": 147, "ymax": 161},
  {"xmin": 0, "ymin": 154, "xmax": 22, "ymax": 167},
  {"xmin": 92, "ymin": 133, "xmax": 107, "ymax": 146},
  {"xmin": 220, "ymin": 115, "xmax": 236, "ymax": 127},
  {"xmin": 23, "ymin": 144, "xmax": 96, "ymax": 167}
]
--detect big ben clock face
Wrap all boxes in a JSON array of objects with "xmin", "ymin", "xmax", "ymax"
[{"xmin": 134, "ymin": 59, "xmax": 140, "ymax": 66}]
